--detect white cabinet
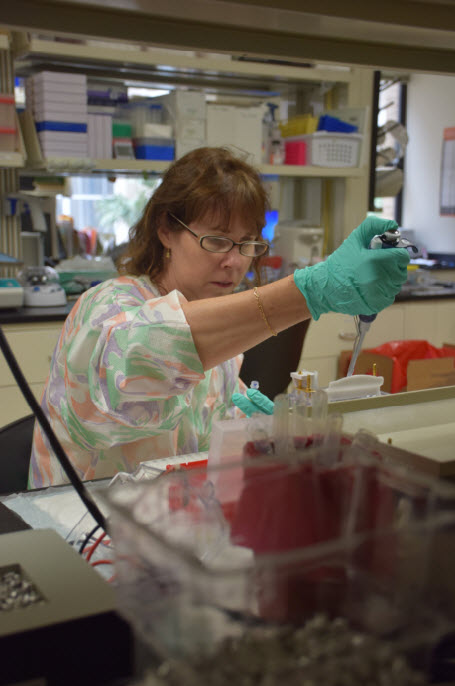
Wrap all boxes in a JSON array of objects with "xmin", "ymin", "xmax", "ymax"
[
  {"xmin": 0, "ymin": 321, "xmax": 62, "ymax": 426},
  {"xmin": 299, "ymin": 299, "xmax": 455, "ymax": 388},
  {"xmin": 436, "ymin": 301, "xmax": 455, "ymax": 345},
  {"xmin": 404, "ymin": 300, "xmax": 455, "ymax": 347}
]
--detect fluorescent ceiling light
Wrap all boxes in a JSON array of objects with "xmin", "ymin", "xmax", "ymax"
[{"xmin": 127, "ymin": 87, "xmax": 170, "ymax": 98}]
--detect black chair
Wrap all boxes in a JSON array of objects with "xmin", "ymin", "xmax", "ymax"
[
  {"xmin": 239, "ymin": 319, "xmax": 311, "ymax": 400},
  {"xmin": 0, "ymin": 414, "xmax": 35, "ymax": 495}
]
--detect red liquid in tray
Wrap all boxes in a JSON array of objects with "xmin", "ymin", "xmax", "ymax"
[{"xmin": 167, "ymin": 437, "xmax": 399, "ymax": 624}]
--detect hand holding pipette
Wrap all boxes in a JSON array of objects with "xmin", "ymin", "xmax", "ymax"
[
  {"xmin": 293, "ymin": 217, "xmax": 410, "ymax": 321},
  {"xmin": 347, "ymin": 226, "xmax": 418, "ymax": 376}
]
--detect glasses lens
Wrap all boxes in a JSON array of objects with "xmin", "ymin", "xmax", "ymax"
[
  {"xmin": 200, "ymin": 236, "xmax": 233, "ymax": 253},
  {"xmin": 240, "ymin": 242, "xmax": 269, "ymax": 257}
]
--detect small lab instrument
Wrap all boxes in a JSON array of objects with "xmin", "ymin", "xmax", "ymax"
[
  {"xmin": 273, "ymin": 221, "xmax": 324, "ymax": 272},
  {"xmin": 347, "ymin": 228, "xmax": 417, "ymax": 377},
  {"xmin": 18, "ymin": 265, "xmax": 66, "ymax": 307}
]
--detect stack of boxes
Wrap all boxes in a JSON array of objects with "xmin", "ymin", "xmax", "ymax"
[
  {"xmin": 129, "ymin": 102, "xmax": 174, "ymax": 160},
  {"xmin": 112, "ymin": 104, "xmax": 134, "ymax": 159},
  {"xmin": 87, "ymin": 113, "xmax": 113, "ymax": 159},
  {"xmin": 87, "ymin": 89, "xmax": 115, "ymax": 159},
  {"xmin": 26, "ymin": 71, "xmax": 88, "ymax": 159}
]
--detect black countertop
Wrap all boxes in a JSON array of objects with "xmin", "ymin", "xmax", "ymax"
[
  {"xmin": 0, "ymin": 287, "xmax": 454, "ymax": 325},
  {"xmin": 395, "ymin": 284, "xmax": 455, "ymax": 302},
  {"xmin": 0, "ymin": 304, "xmax": 73, "ymax": 325}
]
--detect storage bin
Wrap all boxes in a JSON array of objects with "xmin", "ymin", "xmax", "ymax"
[
  {"xmin": 284, "ymin": 139, "xmax": 306, "ymax": 165},
  {"xmin": 133, "ymin": 136, "xmax": 174, "ymax": 160},
  {"xmin": 303, "ymin": 131, "xmax": 362, "ymax": 167},
  {"xmin": 317, "ymin": 114, "xmax": 358, "ymax": 133}
]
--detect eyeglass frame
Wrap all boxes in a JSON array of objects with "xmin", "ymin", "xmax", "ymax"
[{"xmin": 168, "ymin": 213, "xmax": 269, "ymax": 257}]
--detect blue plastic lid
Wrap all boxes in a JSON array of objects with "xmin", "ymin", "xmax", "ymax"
[{"xmin": 317, "ymin": 115, "xmax": 358, "ymax": 134}]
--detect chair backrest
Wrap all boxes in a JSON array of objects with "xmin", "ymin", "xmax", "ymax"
[
  {"xmin": 0, "ymin": 414, "xmax": 35, "ymax": 495},
  {"xmin": 239, "ymin": 319, "xmax": 310, "ymax": 400}
]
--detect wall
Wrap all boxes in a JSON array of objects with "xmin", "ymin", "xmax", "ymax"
[{"xmin": 402, "ymin": 73, "xmax": 455, "ymax": 253}]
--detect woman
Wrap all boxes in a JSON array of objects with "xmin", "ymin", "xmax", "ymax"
[{"xmin": 29, "ymin": 147, "xmax": 409, "ymax": 487}]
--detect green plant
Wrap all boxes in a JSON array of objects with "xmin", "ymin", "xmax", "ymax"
[{"xmin": 95, "ymin": 178, "xmax": 160, "ymax": 230}]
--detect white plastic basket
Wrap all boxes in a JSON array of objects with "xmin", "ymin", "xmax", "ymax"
[{"xmin": 304, "ymin": 131, "xmax": 362, "ymax": 167}]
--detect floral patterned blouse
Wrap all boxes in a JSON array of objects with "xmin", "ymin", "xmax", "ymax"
[{"xmin": 29, "ymin": 275, "xmax": 245, "ymax": 487}]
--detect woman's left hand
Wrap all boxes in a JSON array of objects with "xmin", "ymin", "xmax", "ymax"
[{"xmin": 232, "ymin": 388, "xmax": 274, "ymax": 417}]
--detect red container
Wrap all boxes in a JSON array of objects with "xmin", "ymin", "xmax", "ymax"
[{"xmin": 285, "ymin": 139, "xmax": 307, "ymax": 165}]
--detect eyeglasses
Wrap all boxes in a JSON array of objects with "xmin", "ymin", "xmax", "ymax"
[{"xmin": 169, "ymin": 213, "xmax": 269, "ymax": 258}]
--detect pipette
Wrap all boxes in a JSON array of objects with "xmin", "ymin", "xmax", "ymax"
[
  {"xmin": 347, "ymin": 228, "xmax": 417, "ymax": 377},
  {"xmin": 346, "ymin": 313, "xmax": 376, "ymax": 377}
]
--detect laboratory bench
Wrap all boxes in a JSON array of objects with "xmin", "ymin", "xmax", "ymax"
[
  {"xmin": 1, "ymin": 290, "xmax": 455, "ymax": 426},
  {"xmin": 0, "ymin": 277, "xmax": 454, "ymax": 326}
]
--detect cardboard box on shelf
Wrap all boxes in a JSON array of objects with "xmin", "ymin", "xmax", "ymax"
[
  {"xmin": 407, "ymin": 357, "xmax": 455, "ymax": 391},
  {"xmin": 166, "ymin": 90, "xmax": 206, "ymax": 121},
  {"xmin": 175, "ymin": 117, "xmax": 206, "ymax": 158},
  {"xmin": 207, "ymin": 103, "xmax": 264, "ymax": 165}
]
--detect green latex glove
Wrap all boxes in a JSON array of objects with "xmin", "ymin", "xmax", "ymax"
[
  {"xmin": 232, "ymin": 389, "xmax": 275, "ymax": 417},
  {"xmin": 294, "ymin": 217, "xmax": 410, "ymax": 321}
]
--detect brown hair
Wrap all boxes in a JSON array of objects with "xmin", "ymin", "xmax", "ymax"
[{"xmin": 117, "ymin": 146, "xmax": 270, "ymax": 284}]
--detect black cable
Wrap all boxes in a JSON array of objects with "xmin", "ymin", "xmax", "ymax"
[
  {"xmin": 0, "ymin": 326, "xmax": 107, "ymax": 531},
  {"xmin": 79, "ymin": 523, "xmax": 101, "ymax": 555}
]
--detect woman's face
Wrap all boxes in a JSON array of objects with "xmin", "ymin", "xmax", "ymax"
[{"xmin": 158, "ymin": 211, "xmax": 257, "ymax": 301}]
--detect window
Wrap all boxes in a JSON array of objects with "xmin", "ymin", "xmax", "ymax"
[
  {"xmin": 56, "ymin": 175, "xmax": 161, "ymax": 253},
  {"xmin": 370, "ymin": 73, "xmax": 408, "ymax": 224}
]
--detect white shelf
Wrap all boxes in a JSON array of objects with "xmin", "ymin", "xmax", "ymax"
[
  {"xmin": 13, "ymin": 36, "xmax": 353, "ymax": 86},
  {"xmin": 94, "ymin": 158, "xmax": 169, "ymax": 174},
  {"xmin": 94, "ymin": 159, "xmax": 364, "ymax": 178},
  {"xmin": 259, "ymin": 163, "xmax": 364, "ymax": 178},
  {"xmin": 21, "ymin": 157, "xmax": 364, "ymax": 178},
  {"xmin": 0, "ymin": 34, "xmax": 9, "ymax": 51}
]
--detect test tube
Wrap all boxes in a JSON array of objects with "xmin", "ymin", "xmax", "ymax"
[
  {"xmin": 273, "ymin": 393, "xmax": 289, "ymax": 456},
  {"xmin": 311, "ymin": 388, "xmax": 328, "ymax": 450},
  {"xmin": 318, "ymin": 412, "xmax": 344, "ymax": 468}
]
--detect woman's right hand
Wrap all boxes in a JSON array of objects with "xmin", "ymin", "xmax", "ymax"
[{"xmin": 293, "ymin": 217, "xmax": 410, "ymax": 320}]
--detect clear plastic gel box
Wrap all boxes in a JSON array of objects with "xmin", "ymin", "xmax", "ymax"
[{"xmin": 103, "ymin": 431, "xmax": 455, "ymax": 677}]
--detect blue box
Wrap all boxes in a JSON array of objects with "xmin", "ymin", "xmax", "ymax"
[{"xmin": 134, "ymin": 144, "xmax": 175, "ymax": 160}]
